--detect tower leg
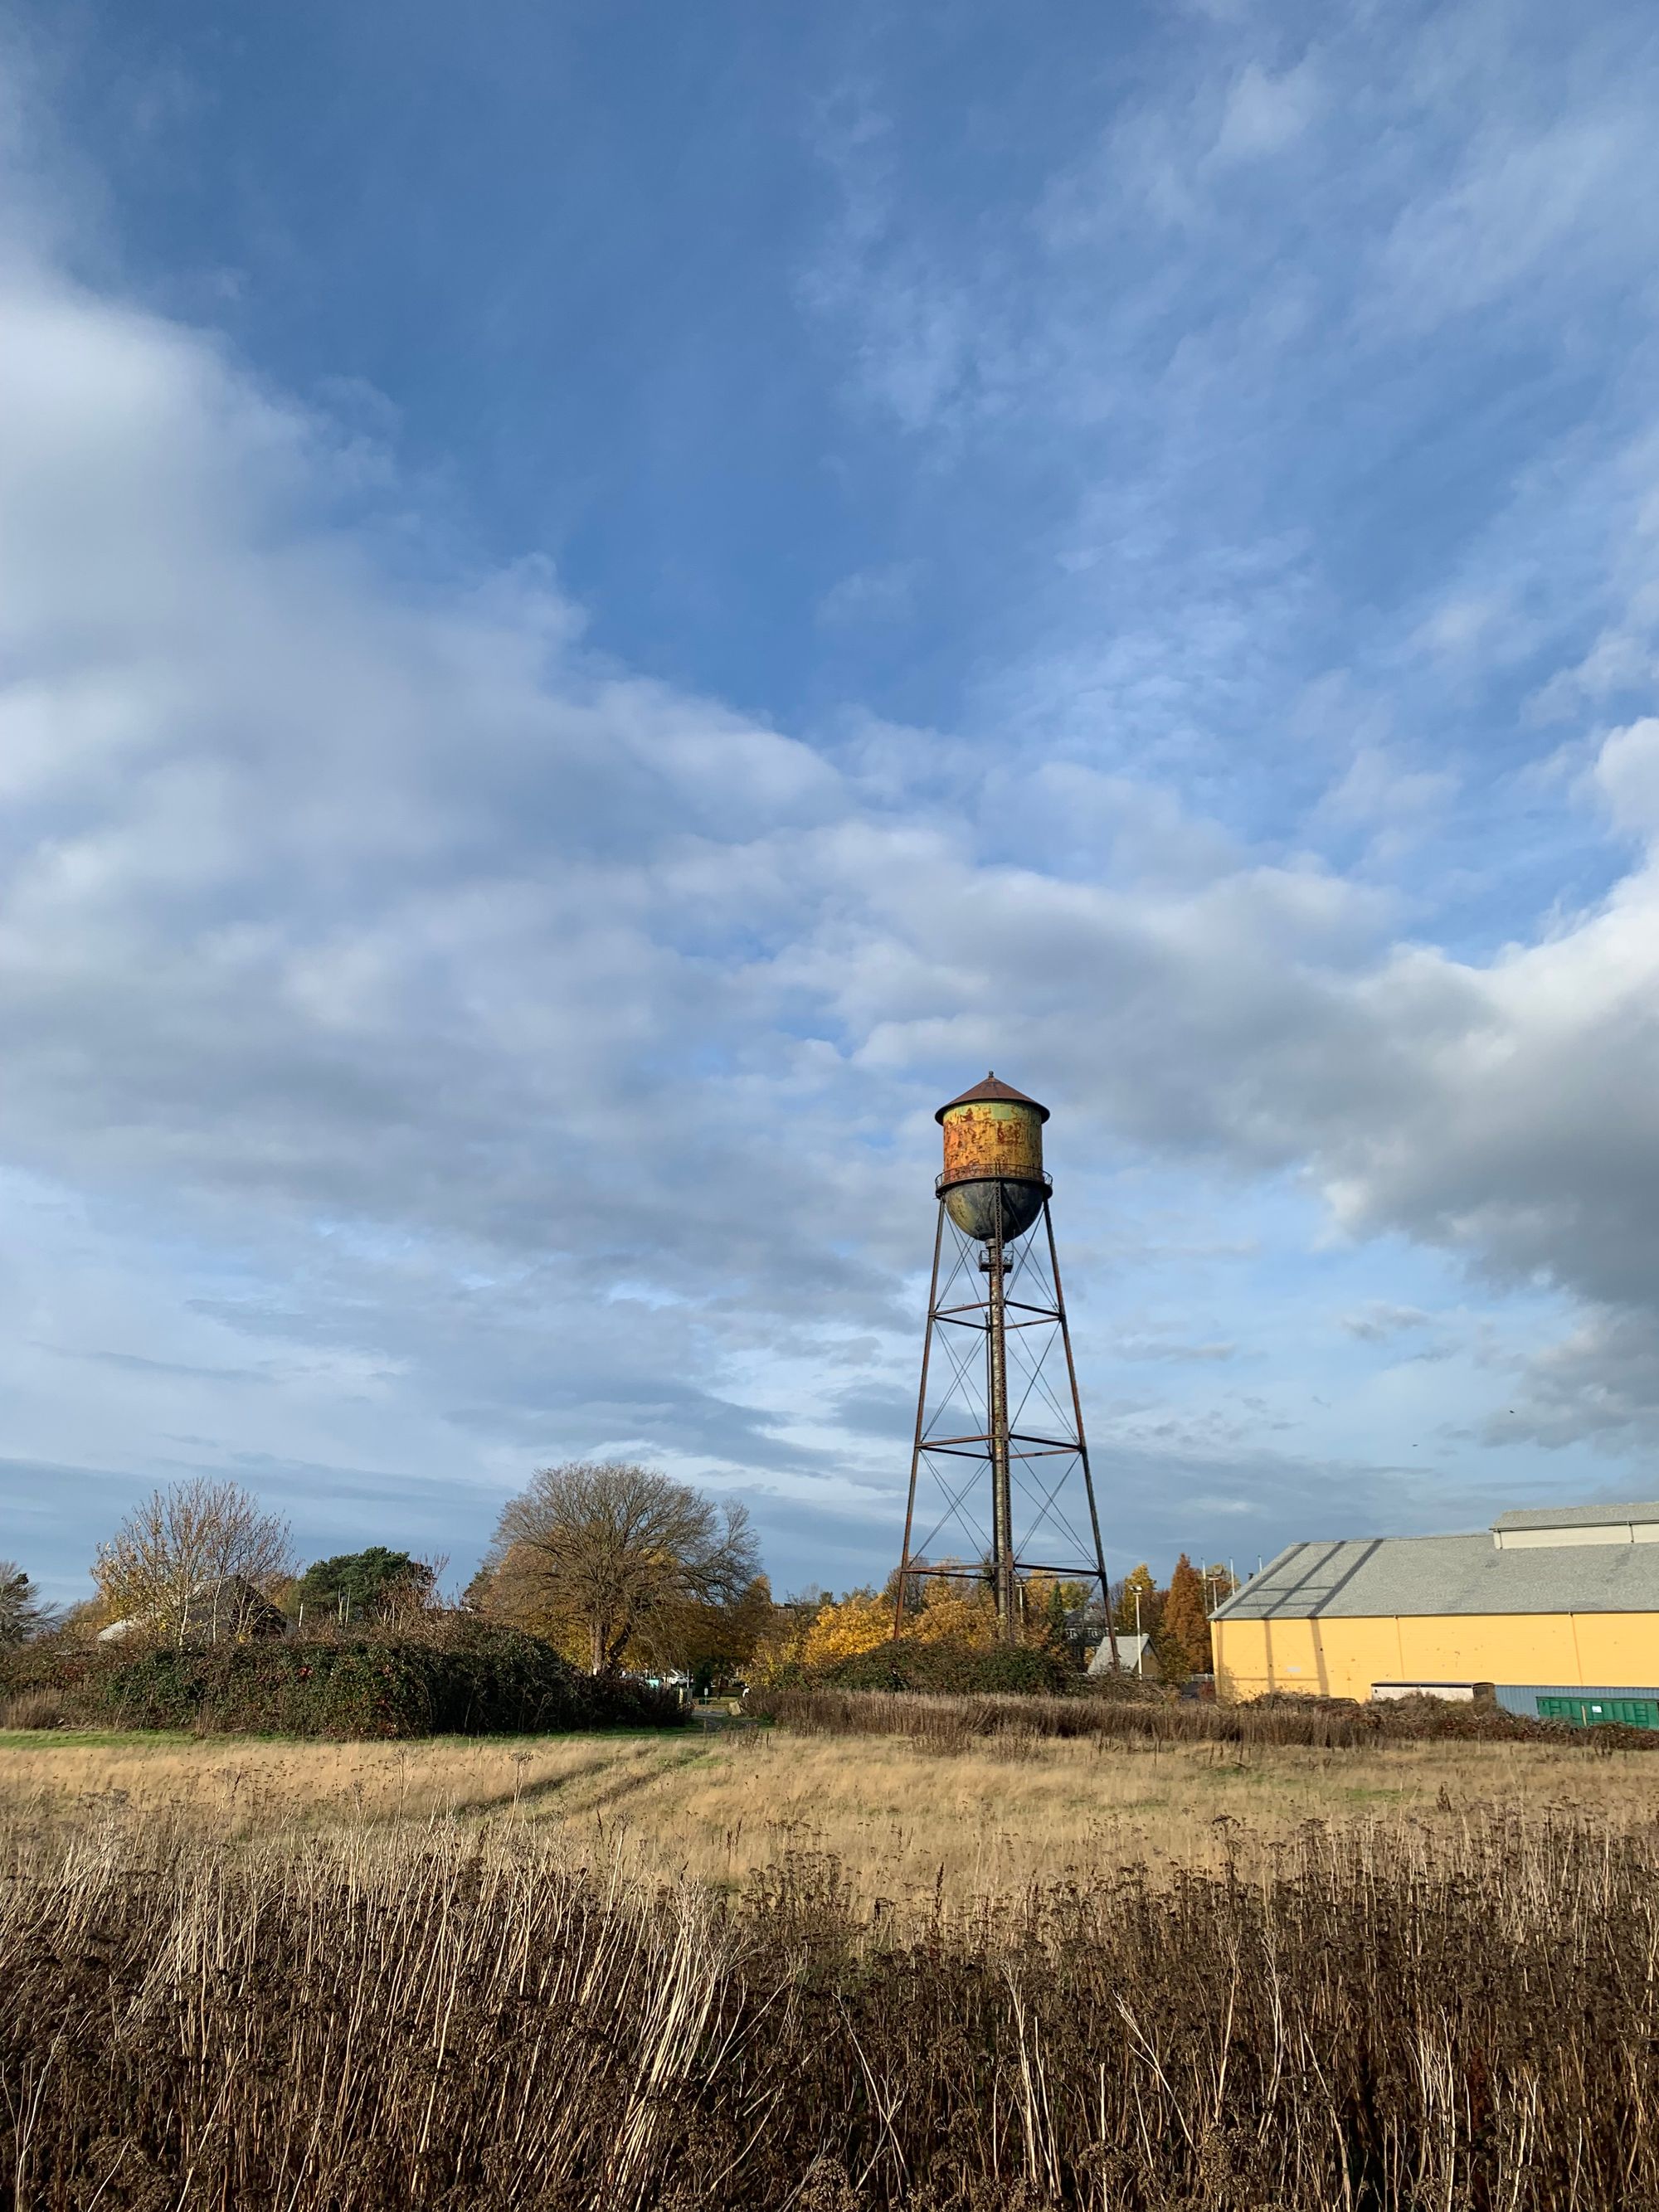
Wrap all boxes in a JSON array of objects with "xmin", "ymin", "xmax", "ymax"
[
  {"xmin": 1045, "ymin": 1198, "xmax": 1117, "ymax": 1670},
  {"xmin": 893, "ymin": 1198, "xmax": 946, "ymax": 1640}
]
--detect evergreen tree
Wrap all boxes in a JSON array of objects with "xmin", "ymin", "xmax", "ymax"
[
  {"xmin": 1044, "ymin": 1579, "xmax": 1070, "ymax": 1648},
  {"xmin": 295, "ymin": 1547, "xmax": 434, "ymax": 1623},
  {"xmin": 1160, "ymin": 1553, "xmax": 1212, "ymax": 1678}
]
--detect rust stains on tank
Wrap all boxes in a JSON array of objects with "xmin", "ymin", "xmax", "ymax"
[
  {"xmin": 937, "ymin": 1073, "xmax": 1048, "ymax": 1243},
  {"xmin": 934, "ymin": 1072, "xmax": 1049, "ymax": 1124},
  {"xmin": 940, "ymin": 1099, "xmax": 1045, "ymax": 1188}
]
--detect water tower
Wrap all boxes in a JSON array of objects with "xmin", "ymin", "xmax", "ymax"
[{"xmin": 893, "ymin": 1075, "xmax": 1116, "ymax": 1654}]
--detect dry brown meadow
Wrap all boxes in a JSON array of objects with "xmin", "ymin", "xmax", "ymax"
[
  {"xmin": 7, "ymin": 1714, "xmax": 1659, "ymax": 2207},
  {"xmin": 2, "ymin": 1713, "xmax": 1656, "ymax": 1910}
]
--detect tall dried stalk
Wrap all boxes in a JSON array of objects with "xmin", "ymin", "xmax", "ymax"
[{"xmin": 2, "ymin": 1807, "xmax": 1656, "ymax": 2208}]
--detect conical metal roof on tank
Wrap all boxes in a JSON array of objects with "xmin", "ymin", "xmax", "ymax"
[{"xmin": 934, "ymin": 1072, "xmax": 1049, "ymax": 1124}]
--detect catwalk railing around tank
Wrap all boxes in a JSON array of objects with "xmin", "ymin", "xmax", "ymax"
[{"xmin": 934, "ymin": 1169, "xmax": 1052, "ymax": 1197}]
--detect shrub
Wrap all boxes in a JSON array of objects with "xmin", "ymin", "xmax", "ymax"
[
  {"xmin": 751, "ymin": 1685, "xmax": 1362, "ymax": 1748},
  {"xmin": 818, "ymin": 1639, "xmax": 1083, "ymax": 1695},
  {"xmin": 0, "ymin": 1628, "xmax": 110, "ymax": 1699},
  {"xmin": 751, "ymin": 1684, "xmax": 1659, "ymax": 1753},
  {"xmin": 0, "ymin": 1620, "xmax": 685, "ymax": 1739},
  {"xmin": 1272, "ymin": 1689, "xmax": 1659, "ymax": 1748}
]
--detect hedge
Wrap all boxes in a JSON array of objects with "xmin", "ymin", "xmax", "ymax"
[
  {"xmin": 821, "ymin": 1637, "xmax": 1079, "ymax": 1695},
  {"xmin": 2, "ymin": 1621, "xmax": 685, "ymax": 1739}
]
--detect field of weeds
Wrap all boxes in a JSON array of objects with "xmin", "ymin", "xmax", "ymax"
[
  {"xmin": 3, "ymin": 1719, "xmax": 1657, "ymax": 1909},
  {"xmin": 7, "ymin": 1714, "xmax": 1659, "ymax": 2206},
  {"xmin": 6, "ymin": 1796, "xmax": 1659, "ymax": 2209},
  {"xmin": 750, "ymin": 1683, "xmax": 1641, "ymax": 1748}
]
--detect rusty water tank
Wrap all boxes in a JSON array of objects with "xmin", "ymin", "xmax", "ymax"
[{"xmin": 935, "ymin": 1073, "xmax": 1049, "ymax": 1242}]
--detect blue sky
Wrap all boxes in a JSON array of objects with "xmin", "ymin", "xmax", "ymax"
[{"xmin": 8, "ymin": 0, "xmax": 1659, "ymax": 1601}]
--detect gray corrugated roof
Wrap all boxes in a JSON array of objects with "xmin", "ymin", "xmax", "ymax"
[
  {"xmin": 1491, "ymin": 1500, "xmax": 1659, "ymax": 1531},
  {"xmin": 1213, "ymin": 1533, "xmax": 1659, "ymax": 1621}
]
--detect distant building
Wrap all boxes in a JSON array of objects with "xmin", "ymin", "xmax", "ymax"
[
  {"xmin": 1212, "ymin": 1501, "xmax": 1659, "ymax": 1724},
  {"xmin": 1087, "ymin": 1632, "xmax": 1160, "ymax": 1680},
  {"xmin": 97, "ymin": 1576, "xmax": 288, "ymax": 1646}
]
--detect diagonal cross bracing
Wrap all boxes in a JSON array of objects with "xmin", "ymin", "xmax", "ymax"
[{"xmin": 895, "ymin": 1193, "xmax": 1111, "ymax": 1642}]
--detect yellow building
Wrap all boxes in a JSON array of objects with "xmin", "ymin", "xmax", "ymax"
[{"xmin": 1211, "ymin": 1500, "xmax": 1659, "ymax": 1723}]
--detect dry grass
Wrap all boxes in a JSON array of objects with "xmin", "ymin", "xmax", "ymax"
[
  {"xmin": 8, "ymin": 1724, "xmax": 1659, "ymax": 2204},
  {"xmin": 2, "ymin": 1719, "xmax": 1654, "ymax": 1914},
  {"xmin": 4, "ymin": 1798, "xmax": 1659, "ymax": 2208}
]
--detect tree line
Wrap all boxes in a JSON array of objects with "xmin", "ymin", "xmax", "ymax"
[
  {"xmin": 2, "ymin": 1465, "xmax": 1236, "ymax": 1691},
  {"xmin": 1109, "ymin": 1555, "xmax": 1238, "ymax": 1680},
  {"xmin": 766, "ymin": 1552, "xmax": 1236, "ymax": 1685},
  {"xmin": 0, "ymin": 1465, "xmax": 766, "ymax": 1695}
]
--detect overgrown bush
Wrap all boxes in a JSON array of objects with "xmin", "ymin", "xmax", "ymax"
[
  {"xmin": 1260, "ymin": 1689, "xmax": 1659, "ymax": 1747},
  {"xmin": 0, "ymin": 1619, "xmax": 684, "ymax": 1738},
  {"xmin": 0, "ymin": 1627, "xmax": 110, "ymax": 1706},
  {"xmin": 752, "ymin": 1683, "xmax": 1659, "ymax": 1752},
  {"xmin": 752, "ymin": 1685, "xmax": 1365, "ymax": 1748},
  {"xmin": 821, "ymin": 1635, "xmax": 1078, "ymax": 1694}
]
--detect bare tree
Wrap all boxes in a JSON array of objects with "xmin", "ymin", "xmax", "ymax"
[
  {"xmin": 480, "ymin": 1461, "xmax": 759, "ymax": 1675},
  {"xmin": 94, "ymin": 1480, "xmax": 294, "ymax": 1643},
  {"xmin": 0, "ymin": 1563, "xmax": 55, "ymax": 1646}
]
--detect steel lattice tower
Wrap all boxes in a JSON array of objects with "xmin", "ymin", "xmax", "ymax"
[{"xmin": 893, "ymin": 1076, "xmax": 1117, "ymax": 1657}]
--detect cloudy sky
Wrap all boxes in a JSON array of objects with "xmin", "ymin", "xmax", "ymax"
[{"xmin": 7, "ymin": 0, "xmax": 1659, "ymax": 1602}]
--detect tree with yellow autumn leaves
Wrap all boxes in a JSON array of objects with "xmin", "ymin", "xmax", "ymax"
[
  {"xmin": 474, "ymin": 1460, "xmax": 761, "ymax": 1676},
  {"xmin": 748, "ymin": 1567, "xmax": 1092, "ymax": 1685}
]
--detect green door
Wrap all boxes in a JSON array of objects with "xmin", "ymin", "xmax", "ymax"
[{"xmin": 1537, "ymin": 1694, "xmax": 1659, "ymax": 1728}]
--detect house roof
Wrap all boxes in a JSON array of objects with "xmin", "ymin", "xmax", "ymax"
[
  {"xmin": 1491, "ymin": 1501, "xmax": 1659, "ymax": 1531},
  {"xmin": 1087, "ymin": 1632, "xmax": 1156, "ymax": 1673},
  {"xmin": 1212, "ymin": 1533, "xmax": 1659, "ymax": 1621},
  {"xmin": 935, "ymin": 1073, "xmax": 1050, "ymax": 1124}
]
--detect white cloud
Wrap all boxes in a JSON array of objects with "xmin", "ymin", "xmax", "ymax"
[
  {"xmin": 17, "ymin": 6, "xmax": 1659, "ymax": 1596},
  {"xmin": 1313, "ymin": 745, "xmax": 1457, "ymax": 857},
  {"xmin": 815, "ymin": 560, "xmax": 922, "ymax": 627},
  {"xmin": 1210, "ymin": 60, "xmax": 1321, "ymax": 164},
  {"xmin": 9, "ymin": 241, "xmax": 1657, "ymax": 1529},
  {"xmin": 1591, "ymin": 716, "xmax": 1659, "ymax": 834},
  {"xmin": 1340, "ymin": 1305, "xmax": 1433, "ymax": 1343},
  {"xmin": 1375, "ymin": 114, "xmax": 1654, "ymax": 329}
]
